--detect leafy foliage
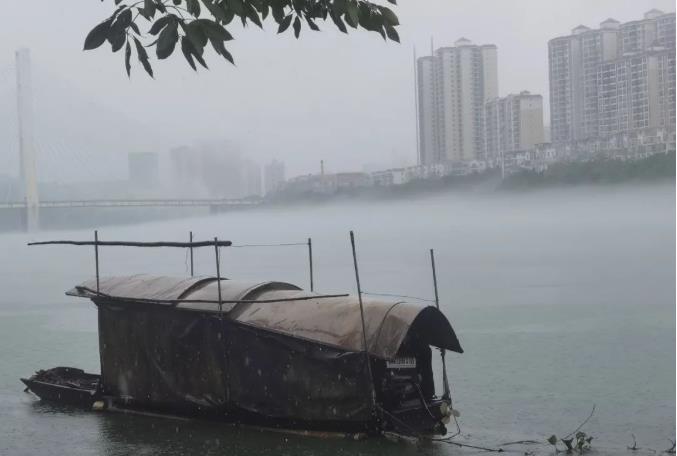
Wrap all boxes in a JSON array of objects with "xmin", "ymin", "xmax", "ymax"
[{"xmin": 84, "ymin": 0, "xmax": 401, "ymax": 77}]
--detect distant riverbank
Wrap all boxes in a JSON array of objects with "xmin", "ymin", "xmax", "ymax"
[
  {"xmin": 501, "ymin": 151, "xmax": 675, "ymax": 190},
  {"xmin": 269, "ymin": 152, "xmax": 676, "ymax": 206}
]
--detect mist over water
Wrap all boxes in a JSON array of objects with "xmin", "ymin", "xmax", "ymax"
[{"xmin": 0, "ymin": 183, "xmax": 674, "ymax": 455}]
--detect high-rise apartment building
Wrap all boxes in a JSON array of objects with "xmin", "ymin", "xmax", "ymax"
[
  {"xmin": 485, "ymin": 91, "xmax": 545, "ymax": 160},
  {"xmin": 416, "ymin": 38, "xmax": 498, "ymax": 165},
  {"xmin": 416, "ymin": 56, "xmax": 437, "ymax": 165},
  {"xmin": 548, "ymin": 10, "xmax": 676, "ymax": 145}
]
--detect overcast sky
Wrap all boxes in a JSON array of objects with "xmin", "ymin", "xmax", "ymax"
[{"xmin": 0, "ymin": 0, "xmax": 674, "ymax": 180}]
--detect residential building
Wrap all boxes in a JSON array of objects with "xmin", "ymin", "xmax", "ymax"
[
  {"xmin": 416, "ymin": 38, "xmax": 498, "ymax": 165},
  {"xmin": 263, "ymin": 159, "xmax": 285, "ymax": 195},
  {"xmin": 485, "ymin": 91, "xmax": 545, "ymax": 160},
  {"xmin": 417, "ymin": 56, "xmax": 437, "ymax": 165},
  {"xmin": 548, "ymin": 10, "xmax": 676, "ymax": 145}
]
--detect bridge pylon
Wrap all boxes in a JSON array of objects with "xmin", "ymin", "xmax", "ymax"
[{"xmin": 16, "ymin": 48, "xmax": 39, "ymax": 232}]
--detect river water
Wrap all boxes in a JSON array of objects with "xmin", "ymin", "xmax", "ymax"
[{"xmin": 1, "ymin": 183, "xmax": 674, "ymax": 455}]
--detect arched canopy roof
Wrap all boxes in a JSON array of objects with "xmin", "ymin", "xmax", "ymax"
[{"xmin": 68, "ymin": 275, "xmax": 462, "ymax": 359}]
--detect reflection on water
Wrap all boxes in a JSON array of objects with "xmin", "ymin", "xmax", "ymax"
[{"xmin": 1, "ymin": 184, "xmax": 675, "ymax": 455}]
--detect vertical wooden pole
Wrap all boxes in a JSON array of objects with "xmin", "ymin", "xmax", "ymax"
[
  {"xmin": 430, "ymin": 248, "xmax": 450, "ymax": 400},
  {"xmin": 189, "ymin": 231, "xmax": 194, "ymax": 277},
  {"xmin": 94, "ymin": 230, "xmax": 100, "ymax": 293},
  {"xmin": 349, "ymin": 231, "xmax": 376, "ymax": 409},
  {"xmin": 307, "ymin": 237, "xmax": 314, "ymax": 292},
  {"xmin": 214, "ymin": 237, "xmax": 222, "ymax": 313}
]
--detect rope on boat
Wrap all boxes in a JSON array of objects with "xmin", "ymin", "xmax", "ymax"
[
  {"xmin": 230, "ymin": 242, "xmax": 308, "ymax": 248},
  {"xmin": 75, "ymin": 286, "xmax": 349, "ymax": 305},
  {"xmin": 361, "ymin": 291, "xmax": 436, "ymax": 303}
]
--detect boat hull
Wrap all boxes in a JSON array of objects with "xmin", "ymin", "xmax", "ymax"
[{"xmin": 22, "ymin": 366, "xmax": 448, "ymax": 437}]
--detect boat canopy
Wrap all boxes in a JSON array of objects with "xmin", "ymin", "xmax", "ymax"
[{"xmin": 67, "ymin": 274, "xmax": 463, "ymax": 359}]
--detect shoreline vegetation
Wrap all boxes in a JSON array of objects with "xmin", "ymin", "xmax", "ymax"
[{"xmin": 268, "ymin": 152, "xmax": 676, "ymax": 205}]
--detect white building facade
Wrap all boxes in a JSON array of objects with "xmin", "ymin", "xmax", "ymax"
[
  {"xmin": 548, "ymin": 10, "xmax": 676, "ymax": 145},
  {"xmin": 416, "ymin": 38, "xmax": 498, "ymax": 165},
  {"xmin": 485, "ymin": 91, "xmax": 545, "ymax": 160}
]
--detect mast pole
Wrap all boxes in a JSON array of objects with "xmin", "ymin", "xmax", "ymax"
[
  {"xmin": 94, "ymin": 230, "xmax": 100, "ymax": 293},
  {"xmin": 189, "ymin": 231, "xmax": 194, "ymax": 276},
  {"xmin": 349, "ymin": 231, "xmax": 377, "ymax": 410},
  {"xmin": 307, "ymin": 237, "xmax": 314, "ymax": 292},
  {"xmin": 214, "ymin": 237, "xmax": 222, "ymax": 313},
  {"xmin": 430, "ymin": 248, "xmax": 450, "ymax": 400}
]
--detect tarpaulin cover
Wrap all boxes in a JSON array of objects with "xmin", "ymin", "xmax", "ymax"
[
  {"xmin": 67, "ymin": 275, "xmax": 462, "ymax": 425},
  {"xmin": 68, "ymin": 275, "xmax": 463, "ymax": 358}
]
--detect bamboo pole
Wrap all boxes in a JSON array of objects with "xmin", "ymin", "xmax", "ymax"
[
  {"xmin": 307, "ymin": 237, "xmax": 314, "ymax": 292},
  {"xmin": 189, "ymin": 231, "xmax": 194, "ymax": 276},
  {"xmin": 94, "ymin": 230, "xmax": 100, "ymax": 293},
  {"xmin": 214, "ymin": 237, "xmax": 222, "ymax": 313},
  {"xmin": 349, "ymin": 231, "xmax": 377, "ymax": 409},
  {"xmin": 430, "ymin": 248, "xmax": 450, "ymax": 400}
]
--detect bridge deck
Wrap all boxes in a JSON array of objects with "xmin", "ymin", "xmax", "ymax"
[{"xmin": 0, "ymin": 199, "xmax": 261, "ymax": 209}]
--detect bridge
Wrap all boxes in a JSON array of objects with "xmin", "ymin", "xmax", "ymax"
[
  {"xmin": 0, "ymin": 49, "xmax": 261, "ymax": 231},
  {"xmin": 0, "ymin": 198, "xmax": 260, "ymax": 210}
]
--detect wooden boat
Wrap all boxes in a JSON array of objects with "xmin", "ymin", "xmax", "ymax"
[
  {"xmin": 22, "ymin": 236, "xmax": 463, "ymax": 438},
  {"xmin": 21, "ymin": 367, "xmax": 99, "ymax": 407}
]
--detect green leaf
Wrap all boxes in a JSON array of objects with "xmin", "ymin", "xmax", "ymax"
[
  {"xmin": 293, "ymin": 16, "xmax": 301, "ymax": 38},
  {"xmin": 379, "ymin": 6, "xmax": 399, "ymax": 25},
  {"xmin": 345, "ymin": 1, "xmax": 359, "ymax": 28},
  {"xmin": 259, "ymin": 3, "xmax": 269, "ymax": 20},
  {"xmin": 306, "ymin": 17, "xmax": 319, "ymax": 31},
  {"xmin": 210, "ymin": 37, "xmax": 234, "ymax": 64},
  {"xmin": 84, "ymin": 18, "xmax": 113, "ymax": 50},
  {"xmin": 113, "ymin": 8, "xmax": 133, "ymax": 30},
  {"xmin": 332, "ymin": 0, "xmax": 347, "ymax": 13},
  {"xmin": 329, "ymin": 12, "xmax": 347, "ymax": 33},
  {"xmin": 181, "ymin": 36, "xmax": 197, "ymax": 70},
  {"xmin": 186, "ymin": 0, "xmax": 201, "ymax": 16},
  {"xmin": 156, "ymin": 20, "xmax": 179, "ymax": 59},
  {"xmin": 202, "ymin": 0, "xmax": 228, "ymax": 23},
  {"xmin": 278, "ymin": 14, "xmax": 292, "ymax": 33},
  {"xmin": 183, "ymin": 21, "xmax": 209, "ymax": 49},
  {"xmin": 244, "ymin": 3, "xmax": 262, "ymax": 28},
  {"xmin": 271, "ymin": 3, "xmax": 285, "ymax": 22},
  {"xmin": 133, "ymin": 37, "xmax": 154, "ymax": 77},
  {"xmin": 226, "ymin": 0, "xmax": 244, "ymax": 16},
  {"xmin": 149, "ymin": 15, "xmax": 175, "ymax": 35},
  {"xmin": 141, "ymin": 0, "xmax": 156, "ymax": 19},
  {"xmin": 108, "ymin": 29, "xmax": 126, "ymax": 52},
  {"xmin": 385, "ymin": 25, "xmax": 399, "ymax": 42},
  {"xmin": 197, "ymin": 19, "xmax": 233, "ymax": 40},
  {"xmin": 125, "ymin": 41, "xmax": 132, "ymax": 76}
]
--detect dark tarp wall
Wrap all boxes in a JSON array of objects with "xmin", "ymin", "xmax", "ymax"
[
  {"xmin": 98, "ymin": 303, "xmax": 228, "ymax": 411},
  {"xmin": 97, "ymin": 299, "xmax": 374, "ymax": 426}
]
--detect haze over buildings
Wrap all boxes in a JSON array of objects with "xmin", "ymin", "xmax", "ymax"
[
  {"xmin": 485, "ymin": 91, "xmax": 545, "ymax": 161},
  {"xmin": 548, "ymin": 9, "xmax": 675, "ymax": 145},
  {"xmin": 417, "ymin": 38, "xmax": 498, "ymax": 165},
  {"xmin": 413, "ymin": 8, "xmax": 674, "ymax": 175}
]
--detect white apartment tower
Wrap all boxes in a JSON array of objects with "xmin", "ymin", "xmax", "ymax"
[
  {"xmin": 548, "ymin": 10, "xmax": 676, "ymax": 144},
  {"xmin": 485, "ymin": 91, "xmax": 545, "ymax": 160},
  {"xmin": 417, "ymin": 56, "xmax": 437, "ymax": 164},
  {"xmin": 416, "ymin": 38, "xmax": 498, "ymax": 165}
]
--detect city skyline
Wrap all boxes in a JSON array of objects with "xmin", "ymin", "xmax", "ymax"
[{"xmin": 2, "ymin": 1, "xmax": 673, "ymax": 180}]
